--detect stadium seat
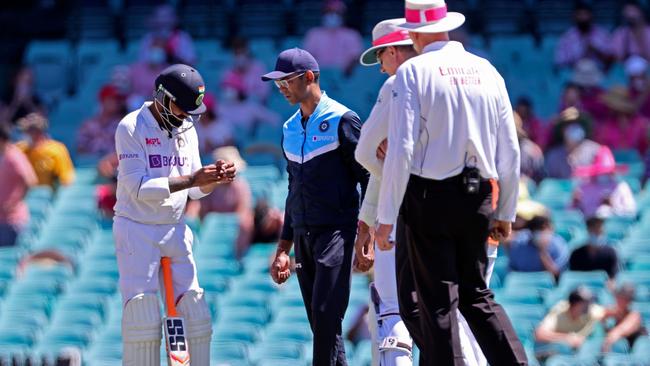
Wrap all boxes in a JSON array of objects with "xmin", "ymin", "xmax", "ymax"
[
  {"xmin": 217, "ymin": 307, "xmax": 270, "ymax": 327},
  {"xmin": 23, "ymin": 40, "xmax": 72, "ymax": 104},
  {"xmin": 558, "ymin": 270, "xmax": 609, "ymax": 291},
  {"xmin": 602, "ymin": 353, "xmax": 649, "ymax": 366},
  {"xmin": 248, "ymin": 341, "xmax": 304, "ymax": 364},
  {"xmin": 210, "ymin": 341, "xmax": 250, "ymax": 364},
  {"xmin": 213, "ymin": 323, "xmax": 262, "ymax": 343},
  {"xmin": 504, "ymin": 271, "xmax": 556, "ymax": 291},
  {"xmin": 544, "ymin": 354, "xmax": 596, "ymax": 366},
  {"xmin": 264, "ymin": 325, "xmax": 313, "ymax": 343}
]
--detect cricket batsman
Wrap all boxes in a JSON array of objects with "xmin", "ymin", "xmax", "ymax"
[
  {"xmin": 355, "ymin": 19, "xmax": 495, "ymax": 366},
  {"xmin": 113, "ymin": 64, "xmax": 236, "ymax": 366}
]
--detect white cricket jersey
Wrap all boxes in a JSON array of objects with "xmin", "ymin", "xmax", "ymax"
[
  {"xmin": 114, "ymin": 102, "xmax": 207, "ymax": 225},
  {"xmin": 355, "ymin": 76, "xmax": 400, "ymax": 316},
  {"xmin": 377, "ymin": 41, "xmax": 520, "ymax": 225}
]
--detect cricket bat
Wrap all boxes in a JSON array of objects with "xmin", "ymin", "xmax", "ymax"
[{"xmin": 161, "ymin": 256, "xmax": 191, "ymax": 366}]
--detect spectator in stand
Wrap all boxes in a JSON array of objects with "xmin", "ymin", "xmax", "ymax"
[
  {"xmin": 222, "ymin": 38, "xmax": 271, "ymax": 103},
  {"xmin": 507, "ymin": 215, "xmax": 569, "ymax": 279},
  {"xmin": 303, "ymin": 0, "xmax": 363, "ymax": 75},
  {"xmin": 0, "ymin": 67, "xmax": 46, "ymax": 124},
  {"xmin": 219, "ymin": 73, "xmax": 280, "ymax": 140},
  {"xmin": 16, "ymin": 113, "xmax": 75, "ymax": 188},
  {"xmin": 572, "ymin": 145, "xmax": 637, "ymax": 218},
  {"xmin": 194, "ymin": 92, "xmax": 234, "ymax": 156},
  {"xmin": 515, "ymin": 111, "xmax": 546, "ymax": 183},
  {"xmin": 545, "ymin": 107, "xmax": 600, "ymax": 179},
  {"xmin": 612, "ymin": 1, "xmax": 650, "ymax": 62},
  {"xmin": 513, "ymin": 182, "xmax": 550, "ymax": 232},
  {"xmin": 0, "ymin": 123, "xmax": 37, "ymax": 247},
  {"xmin": 569, "ymin": 216, "xmax": 620, "ymax": 279},
  {"xmin": 77, "ymin": 85, "xmax": 126, "ymax": 156},
  {"xmin": 601, "ymin": 283, "xmax": 647, "ymax": 351},
  {"xmin": 138, "ymin": 4, "xmax": 196, "ymax": 65},
  {"xmin": 194, "ymin": 147, "xmax": 253, "ymax": 259},
  {"xmin": 595, "ymin": 86, "xmax": 649, "ymax": 154},
  {"xmin": 555, "ymin": 2, "xmax": 613, "ymax": 70},
  {"xmin": 571, "ymin": 59, "xmax": 608, "ymax": 118},
  {"xmin": 535, "ymin": 287, "xmax": 605, "ymax": 353},
  {"xmin": 515, "ymin": 96, "xmax": 548, "ymax": 149},
  {"xmin": 128, "ymin": 41, "xmax": 170, "ymax": 106},
  {"xmin": 95, "ymin": 153, "xmax": 118, "ymax": 220},
  {"xmin": 625, "ymin": 55, "xmax": 650, "ymax": 118}
]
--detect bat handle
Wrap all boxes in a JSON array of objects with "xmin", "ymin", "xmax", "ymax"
[{"xmin": 161, "ymin": 257, "xmax": 178, "ymax": 317}]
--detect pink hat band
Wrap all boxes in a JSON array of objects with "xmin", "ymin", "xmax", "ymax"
[
  {"xmin": 405, "ymin": 5, "xmax": 447, "ymax": 23},
  {"xmin": 372, "ymin": 30, "xmax": 410, "ymax": 47}
]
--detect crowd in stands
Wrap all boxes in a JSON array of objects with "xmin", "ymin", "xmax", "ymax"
[{"xmin": 1, "ymin": 0, "xmax": 650, "ymax": 364}]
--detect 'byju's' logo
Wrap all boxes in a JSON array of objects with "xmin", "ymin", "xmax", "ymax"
[
  {"xmin": 319, "ymin": 120, "xmax": 330, "ymax": 132},
  {"xmin": 149, "ymin": 154, "xmax": 162, "ymax": 168}
]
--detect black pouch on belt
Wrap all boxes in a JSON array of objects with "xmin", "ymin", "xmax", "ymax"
[{"xmin": 462, "ymin": 166, "xmax": 481, "ymax": 195}]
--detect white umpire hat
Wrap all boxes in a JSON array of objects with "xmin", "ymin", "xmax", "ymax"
[
  {"xmin": 395, "ymin": 0, "xmax": 465, "ymax": 34},
  {"xmin": 359, "ymin": 19, "xmax": 414, "ymax": 66}
]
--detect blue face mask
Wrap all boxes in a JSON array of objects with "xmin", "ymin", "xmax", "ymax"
[
  {"xmin": 564, "ymin": 124, "xmax": 586, "ymax": 145},
  {"xmin": 589, "ymin": 233, "xmax": 607, "ymax": 245}
]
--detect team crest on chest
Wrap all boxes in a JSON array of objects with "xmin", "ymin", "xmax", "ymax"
[{"xmin": 319, "ymin": 120, "xmax": 330, "ymax": 132}]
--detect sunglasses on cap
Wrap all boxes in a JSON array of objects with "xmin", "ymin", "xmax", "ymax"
[{"xmin": 274, "ymin": 72, "xmax": 305, "ymax": 89}]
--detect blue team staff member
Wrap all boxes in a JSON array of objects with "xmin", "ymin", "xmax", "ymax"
[{"xmin": 263, "ymin": 48, "xmax": 370, "ymax": 366}]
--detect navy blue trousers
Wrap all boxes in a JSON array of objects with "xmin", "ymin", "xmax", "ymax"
[{"xmin": 294, "ymin": 227, "xmax": 355, "ymax": 366}]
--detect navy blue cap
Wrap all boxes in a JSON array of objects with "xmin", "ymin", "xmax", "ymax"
[
  {"xmin": 261, "ymin": 48, "xmax": 320, "ymax": 81},
  {"xmin": 155, "ymin": 64, "xmax": 206, "ymax": 115}
]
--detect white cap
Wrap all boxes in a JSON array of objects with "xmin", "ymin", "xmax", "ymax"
[{"xmin": 360, "ymin": 19, "xmax": 414, "ymax": 66}]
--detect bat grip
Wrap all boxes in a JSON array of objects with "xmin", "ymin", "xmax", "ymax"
[{"xmin": 161, "ymin": 257, "xmax": 178, "ymax": 317}]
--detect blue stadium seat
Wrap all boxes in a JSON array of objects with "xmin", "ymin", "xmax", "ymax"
[
  {"xmin": 213, "ymin": 323, "xmax": 261, "ymax": 343},
  {"xmin": 558, "ymin": 270, "xmax": 609, "ymax": 291},
  {"xmin": 544, "ymin": 354, "xmax": 596, "ymax": 366},
  {"xmin": 210, "ymin": 341, "xmax": 250, "ymax": 365},
  {"xmin": 504, "ymin": 271, "xmax": 556, "ymax": 291},
  {"xmin": 23, "ymin": 40, "xmax": 73, "ymax": 105}
]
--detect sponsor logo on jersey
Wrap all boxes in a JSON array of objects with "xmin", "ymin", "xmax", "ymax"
[
  {"xmin": 149, "ymin": 154, "xmax": 187, "ymax": 168},
  {"xmin": 119, "ymin": 153, "xmax": 139, "ymax": 160},
  {"xmin": 146, "ymin": 138, "xmax": 161, "ymax": 146},
  {"xmin": 312, "ymin": 135, "xmax": 336, "ymax": 142}
]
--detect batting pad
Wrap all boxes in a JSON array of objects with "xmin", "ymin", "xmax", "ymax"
[
  {"xmin": 122, "ymin": 293, "xmax": 162, "ymax": 366},
  {"xmin": 177, "ymin": 289, "xmax": 212, "ymax": 366}
]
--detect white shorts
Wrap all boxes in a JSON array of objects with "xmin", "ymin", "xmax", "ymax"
[{"xmin": 113, "ymin": 216, "xmax": 201, "ymax": 306}]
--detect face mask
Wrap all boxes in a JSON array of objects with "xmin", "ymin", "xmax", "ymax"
[
  {"xmin": 148, "ymin": 47, "xmax": 167, "ymax": 65},
  {"xmin": 564, "ymin": 124, "xmax": 585, "ymax": 145},
  {"xmin": 322, "ymin": 13, "xmax": 343, "ymax": 28},
  {"xmin": 576, "ymin": 20, "xmax": 592, "ymax": 33},
  {"xmin": 589, "ymin": 233, "xmax": 607, "ymax": 246},
  {"xmin": 625, "ymin": 16, "xmax": 641, "ymax": 27},
  {"xmin": 595, "ymin": 174, "xmax": 613, "ymax": 184}
]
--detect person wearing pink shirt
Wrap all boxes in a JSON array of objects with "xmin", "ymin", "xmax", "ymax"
[
  {"xmin": 572, "ymin": 146, "xmax": 637, "ymax": 219},
  {"xmin": 77, "ymin": 85, "xmax": 126, "ymax": 156},
  {"xmin": 515, "ymin": 96, "xmax": 549, "ymax": 149},
  {"xmin": 0, "ymin": 124, "xmax": 37, "ymax": 246},
  {"xmin": 554, "ymin": 2, "xmax": 613, "ymax": 70},
  {"xmin": 611, "ymin": 1, "xmax": 650, "ymax": 62},
  {"xmin": 303, "ymin": 0, "xmax": 363, "ymax": 75},
  {"xmin": 595, "ymin": 87, "xmax": 649, "ymax": 154},
  {"xmin": 221, "ymin": 38, "xmax": 271, "ymax": 103}
]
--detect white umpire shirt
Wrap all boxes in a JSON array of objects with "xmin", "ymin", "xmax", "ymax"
[
  {"xmin": 355, "ymin": 75, "xmax": 395, "ymax": 225},
  {"xmin": 377, "ymin": 41, "xmax": 520, "ymax": 226},
  {"xmin": 114, "ymin": 102, "xmax": 208, "ymax": 225}
]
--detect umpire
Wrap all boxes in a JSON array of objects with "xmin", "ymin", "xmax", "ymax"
[
  {"xmin": 375, "ymin": 1, "xmax": 527, "ymax": 365},
  {"xmin": 263, "ymin": 48, "xmax": 369, "ymax": 365}
]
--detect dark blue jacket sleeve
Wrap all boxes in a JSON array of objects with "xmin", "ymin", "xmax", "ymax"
[
  {"xmin": 280, "ymin": 133, "xmax": 293, "ymax": 241},
  {"xmin": 338, "ymin": 111, "xmax": 370, "ymax": 200}
]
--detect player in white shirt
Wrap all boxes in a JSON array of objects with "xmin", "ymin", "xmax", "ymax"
[
  {"xmin": 374, "ymin": 1, "xmax": 527, "ymax": 365},
  {"xmin": 113, "ymin": 64, "xmax": 236, "ymax": 366},
  {"xmin": 355, "ymin": 19, "xmax": 490, "ymax": 366}
]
